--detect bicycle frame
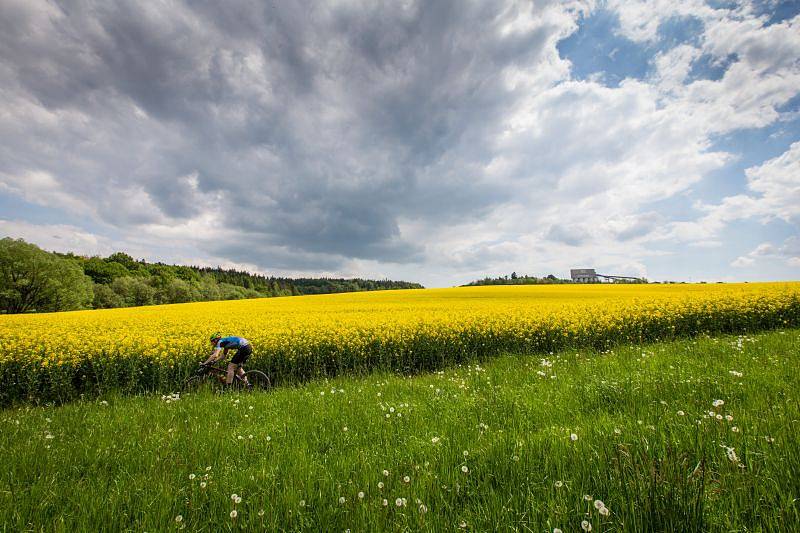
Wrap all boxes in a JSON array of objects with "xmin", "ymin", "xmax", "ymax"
[{"xmin": 198, "ymin": 364, "xmax": 247, "ymax": 383}]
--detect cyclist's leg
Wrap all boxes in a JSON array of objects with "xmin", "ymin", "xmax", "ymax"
[
  {"xmin": 231, "ymin": 345, "xmax": 252, "ymax": 385},
  {"xmin": 225, "ymin": 362, "xmax": 237, "ymax": 384}
]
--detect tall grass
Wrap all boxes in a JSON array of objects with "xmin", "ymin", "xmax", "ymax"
[{"xmin": 2, "ymin": 329, "xmax": 798, "ymax": 531}]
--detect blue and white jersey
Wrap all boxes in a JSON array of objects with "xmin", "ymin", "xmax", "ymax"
[{"xmin": 215, "ymin": 336, "xmax": 250, "ymax": 350}]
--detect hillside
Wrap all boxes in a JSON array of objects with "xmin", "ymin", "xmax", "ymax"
[{"xmin": 0, "ymin": 237, "xmax": 422, "ymax": 313}]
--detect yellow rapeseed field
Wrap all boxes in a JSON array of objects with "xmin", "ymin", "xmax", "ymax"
[{"xmin": 1, "ymin": 283, "xmax": 798, "ymax": 404}]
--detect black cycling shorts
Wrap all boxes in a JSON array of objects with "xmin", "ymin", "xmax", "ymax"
[{"xmin": 231, "ymin": 344, "xmax": 252, "ymax": 365}]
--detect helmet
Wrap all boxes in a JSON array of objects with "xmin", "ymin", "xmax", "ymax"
[{"xmin": 210, "ymin": 332, "xmax": 222, "ymax": 341}]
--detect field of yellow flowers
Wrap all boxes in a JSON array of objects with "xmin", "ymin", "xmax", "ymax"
[{"xmin": 1, "ymin": 283, "xmax": 798, "ymax": 405}]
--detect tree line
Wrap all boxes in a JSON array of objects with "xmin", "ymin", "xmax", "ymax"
[
  {"xmin": 0, "ymin": 238, "xmax": 423, "ymax": 314},
  {"xmin": 463, "ymin": 272, "xmax": 648, "ymax": 286}
]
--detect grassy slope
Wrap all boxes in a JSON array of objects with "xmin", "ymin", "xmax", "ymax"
[{"xmin": 1, "ymin": 329, "xmax": 799, "ymax": 532}]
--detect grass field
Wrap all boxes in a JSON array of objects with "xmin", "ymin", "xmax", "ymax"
[{"xmin": 2, "ymin": 328, "xmax": 798, "ymax": 532}]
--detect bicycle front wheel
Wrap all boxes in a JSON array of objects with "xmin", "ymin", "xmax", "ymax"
[{"xmin": 182, "ymin": 374, "xmax": 218, "ymax": 394}]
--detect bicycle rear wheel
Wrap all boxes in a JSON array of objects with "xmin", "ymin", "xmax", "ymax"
[{"xmin": 242, "ymin": 370, "xmax": 271, "ymax": 392}]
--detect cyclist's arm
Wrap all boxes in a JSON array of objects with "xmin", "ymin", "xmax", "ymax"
[{"xmin": 203, "ymin": 347, "xmax": 223, "ymax": 365}]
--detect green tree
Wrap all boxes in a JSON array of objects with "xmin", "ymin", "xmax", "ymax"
[
  {"xmin": 83, "ymin": 257, "xmax": 130, "ymax": 284},
  {"xmin": 92, "ymin": 283, "xmax": 125, "ymax": 309},
  {"xmin": 0, "ymin": 238, "xmax": 93, "ymax": 313},
  {"xmin": 111, "ymin": 277, "xmax": 155, "ymax": 307}
]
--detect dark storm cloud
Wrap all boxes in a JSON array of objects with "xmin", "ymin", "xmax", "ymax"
[{"xmin": 0, "ymin": 0, "xmax": 568, "ymax": 270}]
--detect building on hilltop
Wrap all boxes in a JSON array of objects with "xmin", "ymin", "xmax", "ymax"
[
  {"xmin": 570, "ymin": 268, "xmax": 598, "ymax": 283},
  {"xmin": 571, "ymin": 268, "xmax": 647, "ymax": 283}
]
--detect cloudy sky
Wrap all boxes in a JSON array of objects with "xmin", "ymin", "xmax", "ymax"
[{"xmin": 1, "ymin": 0, "xmax": 798, "ymax": 286}]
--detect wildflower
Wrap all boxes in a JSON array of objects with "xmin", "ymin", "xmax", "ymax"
[
  {"xmin": 230, "ymin": 510, "xmax": 237, "ymax": 519},
  {"xmin": 383, "ymin": 469, "xmax": 389, "ymax": 477},
  {"xmin": 378, "ymin": 482, "xmax": 384, "ymax": 489},
  {"xmin": 554, "ymin": 529, "xmax": 563, "ymax": 533},
  {"xmin": 431, "ymin": 437, "xmax": 440, "ymax": 444},
  {"xmin": 725, "ymin": 415, "xmax": 733, "ymax": 421},
  {"xmin": 463, "ymin": 450, "xmax": 469, "ymax": 457},
  {"xmin": 599, "ymin": 506, "xmax": 610, "ymax": 516},
  {"xmin": 677, "ymin": 410, "xmax": 685, "ymax": 416},
  {"xmin": 299, "ymin": 500, "xmax": 305, "ymax": 507},
  {"xmin": 234, "ymin": 496, "xmax": 242, "ymax": 504},
  {"xmin": 554, "ymin": 480, "xmax": 563, "ymax": 488},
  {"xmin": 593, "ymin": 500, "xmax": 605, "ymax": 510},
  {"xmin": 419, "ymin": 504, "xmax": 428, "ymax": 513},
  {"xmin": 732, "ymin": 426, "xmax": 739, "ymax": 433},
  {"xmin": 358, "ymin": 491, "xmax": 365, "ymax": 499},
  {"xmin": 613, "ymin": 428, "xmax": 621, "ymax": 435},
  {"xmin": 266, "ymin": 436, "xmax": 271, "ymax": 441},
  {"xmin": 200, "ymin": 482, "xmax": 207, "ymax": 489},
  {"xmin": 395, "ymin": 498, "xmax": 403, "ymax": 507},
  {"xmin": 712, "ymin": 399, "xmax": 724, "ymax": 408},
  {"xmin": 258, "ymin": 509, "xmax": 265, "ymax": 516},
  {"xmin": 583, "ymin": 494, "xmax": 592, "ymax": 501},
  {"xmin": 404, "ymin": 476, "xmax": 410, "ymax": 483},
  {"xmin": 188, "ymin": 474, "xmax": 195, "ymax": 480},
  {"xmin": 343, "ymin": 426, "xmax": 348, "ymax": 432},
  {"xmin": 206, "ymin": 466, "xmax": 212, "ymax": 471},
  {"xmin": 581, "ymin": 520, "xmax": 592, "ymax": 531},
  {"xmin": 459, "ymin": 520, "xmax": 467, "ymax": 528},
  {"xmin": 724, "ymin": 446, "xmax": 738, "ymax": 462},
  {"xmin": 248, "ymin": 434, "xmax": 253, "ymax": 439},
  {"xmin": 231, "ymin": 494, "xmax": 238, "ymax": 501},
  {"xmin": 382, "ymin": 499, "xmax": 388, "ymax": 506},
  {"xmin": 339, "ymin": 497, "xmax": 346, "ymax": 504},
  {"xmin": 570, "ymin": 433, "xmax": 578, "ymax": 441},
  {"xmin": 175, "ymin": 515, "xmax": 183, "ymax": 523},
  {"xmin": 461, "ymin": 465, "xmax": 469, "ymax": 474}
]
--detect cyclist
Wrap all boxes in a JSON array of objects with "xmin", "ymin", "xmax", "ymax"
[{"xmin": 203, "ymin": 333, "xmax": 252, "ymax": 388}]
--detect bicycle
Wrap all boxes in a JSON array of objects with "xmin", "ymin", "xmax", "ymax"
[{"xmin": 183, "ymin": 363, "xmax": 271, "ymax": 393}]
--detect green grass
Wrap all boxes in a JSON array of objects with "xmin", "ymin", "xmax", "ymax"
[{"xmin": 2, "ymin": 329, "xmax": 799, "ymax": 532}]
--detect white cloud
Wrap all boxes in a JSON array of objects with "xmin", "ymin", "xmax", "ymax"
[
  {"xmin": 732, "ymin": 237, "xmax": 800, "ymax": 268},
  {"xmin": 0, "ymin": 219, "xmax": 113, "ymax": 256},
  {"xmin": 0, "ymin": 1, "xmax": 798, "ymax": 284}
]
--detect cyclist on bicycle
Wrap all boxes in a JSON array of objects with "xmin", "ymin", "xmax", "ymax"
[{"xmin": 203, "ymin": 333, "xmax": 252, "ymax": 388}]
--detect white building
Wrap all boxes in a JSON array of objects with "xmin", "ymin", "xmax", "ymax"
[{"xmin": 570, "ymin": 268, "xmax": 598, "ymax": 283}]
